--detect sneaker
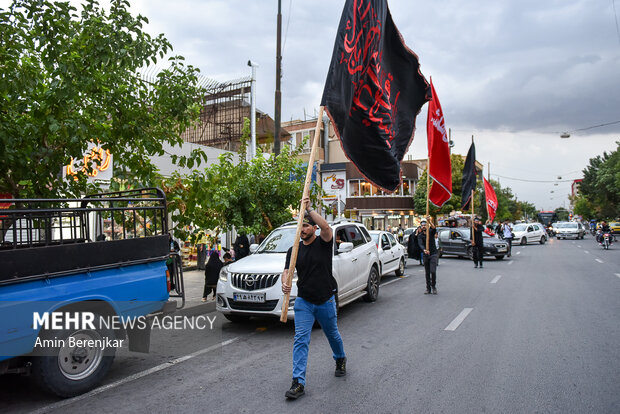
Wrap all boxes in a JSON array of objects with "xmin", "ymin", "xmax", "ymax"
[
  {"xmin": 479, "ymin": 264, "xmax": 483, "ymax": 268},
  {"xmin": 335, "ymin": 357, "xmax": 347, "ymax": 377},
  {"xmin": 432, "ymin": 288, "xmax": 437, "ymax": 295},
  {"xmin": 201, "ymin": 297, "xmax": 207, "ymax": 302},
  {"xmin": 424, "ymin": 289, "xmax": 431, "ymax": 295},
  {"xmin": 285, "ymin": 379, "xmax": 305, "ymax": 399},
  {"xmin": 474, "ymin": 264, "xmax": 478, "ymax": 268}
]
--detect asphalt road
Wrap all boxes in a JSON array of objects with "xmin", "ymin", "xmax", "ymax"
[{"xmin": 1, "ymin": 236, "xmax": 619, "ymax": 413}]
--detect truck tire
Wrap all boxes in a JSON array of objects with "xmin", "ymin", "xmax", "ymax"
[
  {"xmin": 363, "ymin": 266, "xmax": 380, "ymax": 302},
  {"xmin": 31, "ymin": 311, "xmax": 116, "ymax": 398}
]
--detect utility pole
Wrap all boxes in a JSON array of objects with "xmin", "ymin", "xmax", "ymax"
[
  {"xmin": 273, "ymin": 0, "xmax": 282, "ymax": 155},
  {"xmin": 247, "ymin": 60, "xmax": 258, "ymax": 160}
]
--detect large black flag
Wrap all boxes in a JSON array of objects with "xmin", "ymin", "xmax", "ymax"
[
  {"xmin": 320, "ymin": 0, "xmax": 430, "ymax": 193},
  {"xmin": 461, "ymin": 143, "xmax": 477, "ymax": 210}
]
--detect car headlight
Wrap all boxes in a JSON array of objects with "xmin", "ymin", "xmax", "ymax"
[{"xmin": 219, "ymin": 268, "xmax": 228, "ymax": 282}]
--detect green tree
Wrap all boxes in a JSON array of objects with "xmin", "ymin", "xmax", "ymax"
[
  {"xmin": 414, "ymin": 154, "xmax": 466, "ymax": 216},
  {"xmin": 578, "ymin": 142, "xmax": 620, "ymax": 219},
  {"xmin": 164, "ymin": 125, "xmax": 324, "ymax": 242},
  {"xmin": 573, "ymin": 196, "xmax": 595, "ymax": 220},
  {"xmin": 554, "ymin": 207, "xmax": 570, "ymax": 221},
  {"xmin": 0, "ymin": 0, "xmax": 206, "ymax": 198}
]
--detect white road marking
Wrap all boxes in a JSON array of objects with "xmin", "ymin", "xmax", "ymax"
[
  {"xmin": 584, "ymin": 250, "xmax": 589, "ymax": 254},
  {"xmin": 616, "ymin": 273, "xmax": 620, "ymax": 279},
  {"xmin": 31, "ymin": 336, "xmax": 242, "ymax": 414},
  {"xmin": 507, "ymin": 260, "xmax": 514, "ymax": 265},
  {"xmin": 577, "ymin": 245, "xmax": 582, "ymax": 248},
  {"xmin": 595, "ymin": 258, "xmax": 604, "ymax": 264},
  {"xmin": 445, "ymin": 308, "xmax": 474, "ymax": 331},
  {"xmin": 490, "ymin": 275, "xmax": 502, "ymax": 284},
  {"xmin": 381, "ymin": 275, "xmax": 409, "ymax": 287},
  {"xmin": 516, "ymin": 251, "xmax": 521, "ymax": 255}
]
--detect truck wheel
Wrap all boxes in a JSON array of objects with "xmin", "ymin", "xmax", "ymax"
[
  {"xmin": 31, "ymin": 312, "xmax": 116, "ymax": 397},
  {"xmin": 395, "ymin": 258, "xmax": 405, "ymax": 276},
  {"xmin": 224, "ymin": 314, "xmax": 251, "ymax": 323},
  {"xmin": 363, "ymin": 266, "xmax": 380, "ymax": 302}
]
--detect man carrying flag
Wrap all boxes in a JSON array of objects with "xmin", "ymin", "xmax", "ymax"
[{"xmin": 421, "ymin": 78, "xmax": 451, "ymax": 294}]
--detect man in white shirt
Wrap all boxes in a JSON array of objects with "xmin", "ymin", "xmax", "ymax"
[{"xmin": 502, "ymin": 219, "xmax": 513, "ymax": 257}]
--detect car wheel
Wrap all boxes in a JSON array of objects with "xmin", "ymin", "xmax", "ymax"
[
  {"xmin": 539, "ymin": 236, "xmax": 546, "ymax": 245},
  {"xmin": 395, "ymin": 258, "xmax": 405, "ymax": 276},
  {"xmin": 224, "ymin": 314, "xmax": 251, "ymax": 323},
  {"xmin": 31, "ymin": 311, "xmax": 116, "ymax": 397},
  {"xmin": 520, "ymin": 237, "xmax": 527, "ymax": 245},
  {"xmin": 495, "ymin": 255, "xmax": 504, "ymax": 260},
  {"xmin": 363, "ymin": 266, "xmax": 380, "ymax": 302}
]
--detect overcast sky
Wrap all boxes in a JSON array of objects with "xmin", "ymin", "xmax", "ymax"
[{"xmin": 5, "ymin": 0, "xmax": 620, "ymax": 211}]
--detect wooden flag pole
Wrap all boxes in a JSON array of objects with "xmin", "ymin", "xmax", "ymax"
[
  {"xmin": 471, "ymin": 189, "xmax": 475, "ymax": 245},
  {"xmin": 280, "ymin": 106, "xmax": 324, "ymax": 323},
  {"xmin": 425, "ymin": 159, "xmax": 430, "ymax": 250}
]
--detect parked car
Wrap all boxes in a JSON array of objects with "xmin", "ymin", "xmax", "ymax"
[
  {"xmin": 556, "ymin": 222, "xmax": 585, "ymax": 239},
  {"xmin": 437, "ymin": 228, "xmax": 509, "ymax": 260},
  {"xmin": 216, "ymin": 220, "xmax": 381, "ymax": 322},
  {"xmin": 511, "ymin": 223, "xmax": 547, "ymax": 245},
  {"xmin": 401, "ymin": 227, "xmax": 417, "ymax": 247},
  {"xmin": 369, "ymin": 230, "xmax": 407, "ymax": 277}
]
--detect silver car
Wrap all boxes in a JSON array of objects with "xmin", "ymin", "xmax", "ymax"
[
  {"xmin": 216, "ymin": 220, "xmax": 381, "ymax": 322},
  {"xmin": 556, "ymin": 222, "xmax": 585, "ymax": 239}
]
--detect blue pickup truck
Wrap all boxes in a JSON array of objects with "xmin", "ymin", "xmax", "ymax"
[{"xmin": 0, "ymin": 188, "xmax": 184, "ymax": 397}]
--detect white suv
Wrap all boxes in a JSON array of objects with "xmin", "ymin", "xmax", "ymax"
[{"xmin": 216, "ymin": 220, "xmax": 381, "ymax": 322}]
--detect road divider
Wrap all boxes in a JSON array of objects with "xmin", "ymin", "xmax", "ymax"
[{"xmin": 444, "ymin": 308, "xmax": 473, "ymax": 331}]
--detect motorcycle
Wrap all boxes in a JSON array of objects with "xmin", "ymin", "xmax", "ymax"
[{"xmin": 601, "ymin": 232, "xmax": 612, "ymax": 250}]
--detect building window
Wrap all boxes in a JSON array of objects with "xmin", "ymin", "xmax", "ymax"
[{"xmin": 349, "ymin": 180, "xmax": 360, "ymax": 197}]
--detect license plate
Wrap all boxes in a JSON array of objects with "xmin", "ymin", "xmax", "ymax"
[
  {"xmin": 233, "ymin": 292, "xmax": 266, "ymax": 303},
  {"xmin": 497, "ymin": 247, "xmax": 507, "ymax": 252}
]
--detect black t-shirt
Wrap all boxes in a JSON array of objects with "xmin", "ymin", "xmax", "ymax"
[
  {"xmin": 472, "ymin": 224, "xmax": 484, "ymax": 246},
  {"xmin": 417, "ymin": 228, "xmax": 437, "ymax": 255},
  {"xmin": 285, "ymin": 235, "xmax": 337, "ymax": 305}
]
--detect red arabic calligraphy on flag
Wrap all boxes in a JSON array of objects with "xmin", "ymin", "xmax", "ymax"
[
  {"xmin": 426, "ymin": 79, "xmax": 452, "ymax": 207},
  {"xmin": 321, "ymin": 0, "xmax": 430, "ymax": 192},
  {"xmin": 483, "ymin": 177, "xmax": 498, "ymax": 222}
]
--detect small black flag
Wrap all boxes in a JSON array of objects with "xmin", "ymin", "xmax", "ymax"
[
  {"xmin": 320, "ymin": 0, "xmax": 430, "ymax": 192},
  {"xmin": 461, "ymin": 143, "xmax": 477, "ymax": 210}
]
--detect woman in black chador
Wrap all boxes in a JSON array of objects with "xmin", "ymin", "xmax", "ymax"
[{"xmin": 203, "ymin": 247, "xmax": 223, "ymax": 302}]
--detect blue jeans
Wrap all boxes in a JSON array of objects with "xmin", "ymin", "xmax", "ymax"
[{"xmin": 292, "ymin": 295, "xmax": 345, "ymax": 385}]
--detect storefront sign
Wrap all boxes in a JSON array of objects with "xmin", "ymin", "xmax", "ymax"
[{"xmin": 321, "ymin": 171, "xmax": 346, "ymax": 201}]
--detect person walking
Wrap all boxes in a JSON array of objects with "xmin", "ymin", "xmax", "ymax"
[
  {"xmin": 502, "ymin": 219, "xmax": 514, "ymax": 257},
  {"xmin": 472, "ymin": 217, "xmax": 485, "ymax": 268},
  {"xmin": 233, "ymin": 232, "xmax": 250, "ymax": 261},
  {"xmin": 282, "ymin": 197, "xmax": 346, "ymax": 400},
  {"xmin": 417, "ymin": 217, "xmax": 438, "ymax": 294},
  {"xmin": 202, "ymin": 245, "xmax": 222, "ymax": 302}
]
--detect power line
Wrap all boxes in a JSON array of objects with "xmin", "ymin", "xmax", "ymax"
[
  {"xmin": 491, "ymin": 173, "xmax": 576, "ymax": 183},
  {"xmin": 571, "ymin": 119, "xmax": 620, "ymax": 132}
]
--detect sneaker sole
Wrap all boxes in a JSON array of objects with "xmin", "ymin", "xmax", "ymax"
[
  {"xmin": 335, "ymin": 372, "xmax": 346, "ymax": 377},
  {"xmin": 285, "ymin": 391, "xmax": 305, "ymax": 399}
]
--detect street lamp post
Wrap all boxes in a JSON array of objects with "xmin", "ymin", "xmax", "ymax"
[{"xmin": 247, "ymin": 60, "xmax": 259, "ymax": 160}]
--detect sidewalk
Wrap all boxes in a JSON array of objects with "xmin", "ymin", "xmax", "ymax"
[{"xmin": 172, "ymin": 268, "xmax": 217, "ymax": 316}]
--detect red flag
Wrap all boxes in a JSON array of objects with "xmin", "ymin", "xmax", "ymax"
[
  {"xmin": 483, "ymin": 177, "xmax": 498, "ymax": 222},
  {"xmin": 426, "ymin": 79, "xmax": 452, "ymax": 207},
  {"xmin": 321, "ymin": 0, "xmax": 430, "ymax": 192}
]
